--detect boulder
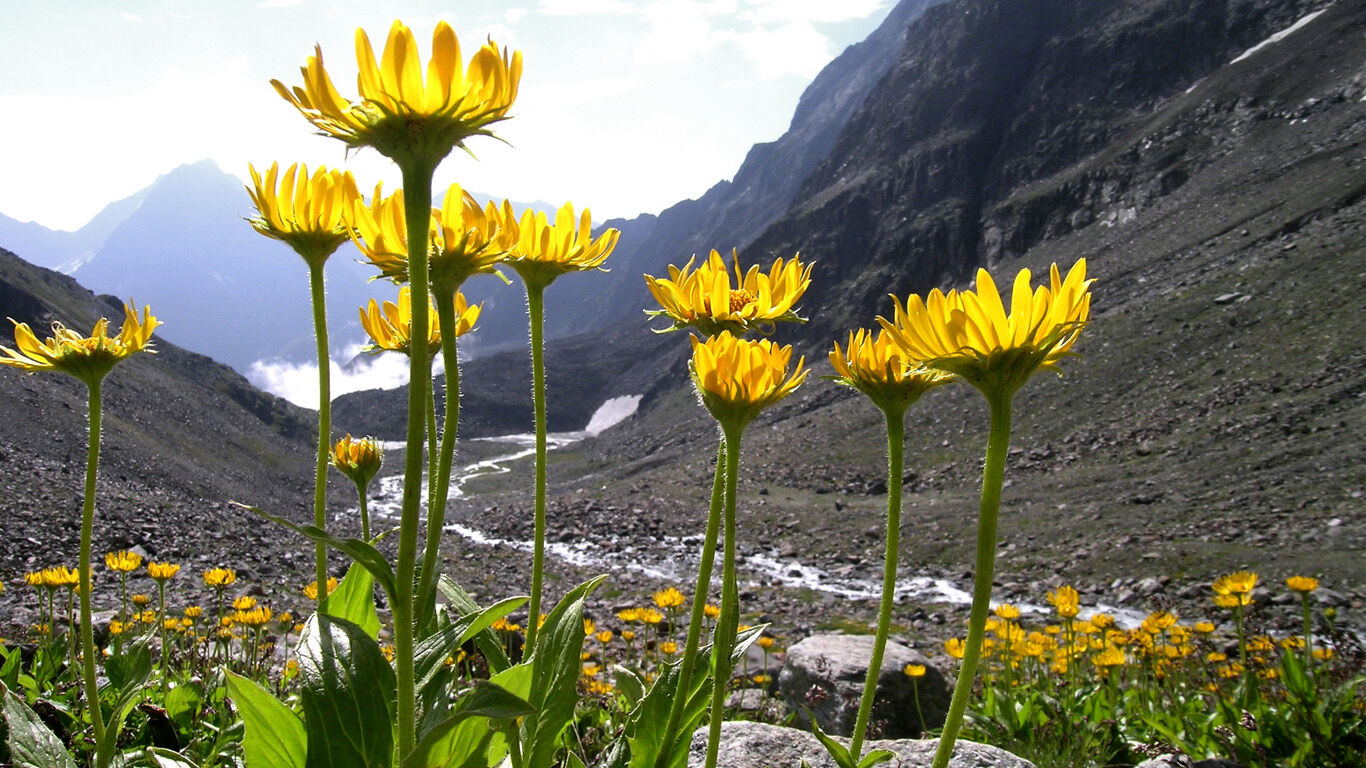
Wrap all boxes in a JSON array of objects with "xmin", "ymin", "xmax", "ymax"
[
  {"xmin": 688, "ymin": 721, "xmax": 1034, "ymax": 768},
  {"xmin": 778, "ymin": 634, "xmax": 950, "ymax": 738}
]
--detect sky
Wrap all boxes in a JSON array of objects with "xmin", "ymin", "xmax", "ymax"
[{"xmin": 1, "ymin": 0, "xmax": 895, "ymax": 232}]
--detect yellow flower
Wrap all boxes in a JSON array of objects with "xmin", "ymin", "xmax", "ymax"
[
  {"xmin": 617, "ymin": 607, "xmax": 641, "ymax": 623},
  {"xmin": 360, "ymin": 287, "xmax": 441, "ymax": 357},
  {"xmin": 880, "ymin": 260, "xmax": 1093, "ymax": 397},
  {"xmin": 1312, "ymin": 647, "xmax": 1334, "ymax": 661},
  {"xmin": 1090, "ymin": 613, "xmax": 1115, "ymax": 629},
  {"xmin": 272, "ymin": 20, "xmax": 521, "ymax": 163},
  {"xmin": 639, "ymin": 608, "xmax": 664, "ymax": 625},
  {"xmin": 1213, "ymin": 571, "xmax": 1258, "ymax": 596},
  {"xmin": 246, "ymin": 162, "xmax": 359, "ymax": 266},
  {"xmin": 1286, "ymin": 575, "xmax": 1319, "ymax": 593},
  {"xmin": 132, "ymin": 593, "xmax": 152, "ymax": 607},
  {"xmin": 505, "ymin": 202, "xmax": 619, "ymax": 289},
  {"xmin": 703, "ymin": 604, "xmax": 721, "ymax": 619},
  {"xmin": 661, "ymin": 641, "xmax": 678, "ymax": 655},
  {"xmin": 652, "ymin": 587, "xmax": 686, "ymax": 609},
  {"xmin": 203, "ymin": 568, "xmax": 236, "ymax": 588},
  {"xmin": 235, "ymin": 606, "xmax": 274, "ymax": 627},
  {"xmin": 829, "ymin": 328, "xmax": 950, "ymax": 411},
  {"xmin": 621, "ymin": 630, "xmax": 636, "ymax": 642},
  {"xmin": 904, "ymin": 663, "xmax": 927, "ymax": 678},
  {"xmin": 994, "ymin": 604, "xmax": 1021, "ymax": 621},
  {"xmin": 595, "ymin": 629, "xmax": 614, "ymax": 645},
  {"xmin": 24, "ymin": 571, "xmax": 45, "ymax": 588},
  {"xmin": 2, "ymin": 301, "xmax": 160, "ymax": 385},
  {"xmin": 583, "ymin": 619, "xmax": 596, "ymax": 636},
  {"xmin": 302, "ymin": 578, "xmax": 339, "ymax": 601},
  {"xmin": 108, "ymin": 620, "xmax": 125, "ymax": 636},
  {"xmin": 1141, "ymin": 611, "xmax": 1178, "ymax": 634},
  {"xmin": 147, "ymin": 562, "xmax": 180, "ymax": 582},
  {"xmin": 689, "ymin": 331, "xmax": 807, "ymax": 429},
  {"xmin": 351, "ymin": 183, "xmax": 517, "ymax": 289},
  {"xmin": 945, "ymin": 637, "xmax": 966, "ymax": 659},
  {"xmin": 1092, "ymin": 646, "xmax": 1126, "ymax": 669},
  {"xmin": 1213, "ymin": 593, "xmax": 1253, "ymax": 609},
  {"xmin": 105, "ymin": 550, "xmax": 143, "ymax": 573},
  {"xmin": 1192, "ymin": 621, "xmax": 1216, "ymax": 634},
  {"xmin": 233, "ymin": 596, "xmax": 257, "ymax": 611},
  {"xmin": 184, "ymin": 606, "xmax": 203, "ymax": 619},
  {"xmin": 330, "ymin": 434, "xmax": 384, "ymax": 489},
  {"xmin": 645, "ymin": 249, "xmax": 813, "ymax": 336},
  {"xmin": 757, "ymin": 636, "xmax": 775, "ymax": 651},
  {"xmin": 1046, "ymin": 585, "xmax": 1081, "ymax": 619}
]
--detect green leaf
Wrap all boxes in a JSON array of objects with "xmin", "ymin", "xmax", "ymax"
[
  {"xmin": 808, "ymin": 717, "xmax": 855, "ymax": 768},
  {"xmin": 163, "ymin": 682, "xmax": 203, "ymax": 738},
  {"xmin": 402, "ymin": 683, "xmax": 535, "ymax": 768},
  {"xmin": 326, "ymin": 562, "xmax": 381, "ymax": 639},
  {"xmin": 857, "ymin": 749, "xmax": 895, "ymax": 768},
  {"xmin": 224, "ymin": 670, "xmax": 305, "ymax": 768},
  {"xmin": 437, "ymin": 577, "xmax": 511, "ymax": 673},
  {"xmin": 1, "ymin": 680, "xmax": 78, "ymax": 768},
  {"xmin": 415, "ymin": 596, "xmax": 527, "ymax": 696},
  {"xmin": 522, "ymin": 576, "xmax": 606, "ymax": 768},
  {"xmin": 234, "ymin": 502, "xmax": 398, "ymax": 602},
  {"xmin": 100, "ymin": 639, "xmax": 154, "ymax": 768},
  {"xmin": 612, "ymin": 666, "xmax": 646, "ymax": 710},
  {"xmin": 145, "ymin": 746, "xmax": 200, "ymax": 768},
  {"xmin": 297, "ymin": 613, "xmax": 396, "ymax": 768}
]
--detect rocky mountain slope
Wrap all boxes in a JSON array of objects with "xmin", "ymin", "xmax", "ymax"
[{"xmin": 0, "ymin": 247, "xmax": 339, "ymax": 630}]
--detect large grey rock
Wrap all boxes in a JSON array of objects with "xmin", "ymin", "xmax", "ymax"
[
  {"xmin": 778, "ymin": 634, "xmax": 950, "ymax": 738},
  {"xmin": 688, "ymin": 721, "xmax": 1034, "ymax": 768}
]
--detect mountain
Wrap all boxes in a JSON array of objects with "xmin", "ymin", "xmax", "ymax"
[
  {"xmin": 0, "ymin": 162, "xmax": 560, "ymax": 375},
  {"xmin": 0, "ymin": 246, "xmax": 338, "ymax": 618}
]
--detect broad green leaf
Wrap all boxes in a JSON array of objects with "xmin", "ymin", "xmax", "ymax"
[
  {"xmin": 437, "ymin": 577, "xmax": 511, "ymax": 673},
  {"xmin": 402, "ymin": 683, "xmax": 535, "ymax": 768},
  {"xmin": 100, "ymin": 639, "xmax": 154, "ymax": 768},
  {"xmin": 326, "ymin": 562, "xmax": 381, "ymax": 639},
  {"xmin": 146, "ymin": 746, "xmax": 200, "ymax": 768},
  {"xmin": 612, "ymin": 666, "xmax": 645, "ymax": 710},
  {"xmin": 1, "ymin": 681, "xmax": 78, "ymax": 768},
  {"xmin": 523, "ymin": 576, "xmax": 606, "ymax": 768},
  {"xmin": 416, "ymin": 596, "xmax": 527, "ymax": 696},
  {"xmin": 224, "ymin": 670, "xmax": 305, "ymax": 768},
  {"xmin": 298, "ymin": 613, "xmax": 396, "ymax": 768},
  {"xmin": 234, "ymin": 502, "xmax": 397, "ymax": 601},
  {"xmin": 163, "ymin": 681, "xmax": 203, "ymax": 738}
]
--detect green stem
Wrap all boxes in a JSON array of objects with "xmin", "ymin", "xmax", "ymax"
[
  {"xmin": 705, "ymin": 423, "xmax": 743, "ymax": 768},
  {"xmin": 656, "ymin": 440, "xmax": 727, "ymax": 768},
  {"xmin": 1301, "ymin": 596, "xmax": 1313, "ymax": 672},
  {"xmin": 394, "ymin": 155, "xmax": 436, "ymax": 759},
  {"xmin": 157, "ymin": 580, "xmax": 168, "ymax": 692},
  {"xmin": 356, "ymin": 482, "xmax": 372, "ymax": 543},
  {"xmin": 427, "ymin": 379, "xmax": 438, "ymax": 517},
  {"xmin": 81, "ymin": 379, "xmax": 109, "ymax": 765},
  {"xmin": 307, "ymin": 260, "xmax": 331, "ymax": 615},
  {"xmin": 850, "ymin": 405, "xmax": 907, "ymax": 758},
  {"xmin": 525, "ymin": 282, "xmax": 548, "ymax": 652},
  {"xmin": 418, "ymin": 289, "xmax": 462, "ymax": 629},
  {"xmin": 931, "ymin": 391, "xmax": 1011, "ymax": 768}
]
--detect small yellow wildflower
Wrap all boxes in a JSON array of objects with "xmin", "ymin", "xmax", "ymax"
[
  {"xmin": 945, "ymin": 637, "xmax": 966, "ymax": 659},
  {"xmin": 1, "ymin": 301, "xmax": 160, "ymax": 385},
  {"xmin": 303, "ymin": 578, "xmax": 339, "ymax": 601},
  {"xmin": 904, "ymin": 664, "xmax": 927, "ymax": 678},
  {"xmin": 704, "ymin": 604, "xmax": 721, "ymax": 619},
  {"xmin": 132, "ymin": 593, "xmax": 152, "ymax": 608},
  {"xmin": 661, "ymin": 641, "xmax": 678, "ymax": 655},
  {"xmin": 330, "ymin": 434, "xmax": 384, "ymax": 488},
  {"xmin": 994, "ymin": 604, "xmax": 1021, "ymax": 621},
  {"xmin": 646, "ymin": 249, "xmax": 813, "ymax": 336},
  {"xmin": 652, "ymin": 587, "xmax": 686, "ymax": 609},
  {"xmin": 147, "ymin": 562, "xmax": 180, "ymax": 581},
  {"xmin": 689, "ymin": 331, "xmax": 807, "ymax": 429},
  {"xmin": 232, "ymin": 596, "xmax": 257, "ymax": 611},
  {"xmin": 1286, "ymin": 575, "xmax": 1319, "ymax": 593},
  {"xmin": 203, "ymin": 568, "xmax": 236, "ymax": 588},
  {"xmin": 105, "ymin": 551, "xmax": 143, "ymax": 573},
  {"xmin": 1212, "ymin": 571, "xmax": 1258, "ymax": 596}
]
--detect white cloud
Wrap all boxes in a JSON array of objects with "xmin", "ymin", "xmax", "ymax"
[
  {"xmin": 739, "ymin": 0, "xmax": 887, "ymax": 24},
  {"xmin": 720, "ymin": 20, "xmax": 831, "ymax": 79},
  {"xmin": 257, "ymin": 0, "xmax": 306, "ymax": 7},
  {"xmin": 537, "ymin": 0, "xmax": 642, "ymax": 15},
  {"xmin": 505, "ymin": 8, "xmax": 528, "ymax": 24},
  {"xmin": 247, "ymin": 343, "xmax": 445, "ymax": 409}
]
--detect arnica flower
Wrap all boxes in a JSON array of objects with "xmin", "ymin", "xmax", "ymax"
[
  {"xmin": 689, "ymin": 331, "xmax": 807, "ymax": 430},
  {"xmin": 879, "ymin": 260, "xmax": 1093, "ymax": 397},
  {"xmin": 184, "ymin": 606, "xmax": 203, "ymax": 619},
  {"xmin": 105, "ymin": 551, "xmax": 143, "ymax": 573},
  {"xmin": 351, "ymin": 183, "xmax": 518, "ymax": 289},
  {"xmin": 360, "ymin": 287, "xmax": 482, "ymax": 357},
  {"xmin": 945, "ymin": 637, "xmax": 966, "ymax": 659},
  {"xmin": 203, "ymin": 568, "xmax": 236, "ymax": 588},
  {"xmin": 1192, "ymin": 621, "xmax": 1216, "ymax": 634},
  {"xmin": 1213, "ymin": 571, "xmax": 1258, "ymax": 596},
  {"xmin": 904, "ymin": 664, "xmax": 927, "ymax": 678},
  {"xmin": 1047, "ymin": 585, "xmax": 1081, "ymax": 619},
  {"xmin": 132, "ymin": 593, "xmax": 152, "ymax": 608},
  {"xmin": 147, "ymin": 562, "xmax": 180, "ymax": 581},
  {"xmin": 271, "ymin": 20, "xmax": 522, "ymax": 163},
  {"xmin": 235, "ymin": 605, "xmax": 273, "ymax": 627},
  {"xmin": 246, "ymin": 162, "xmax": 359, "ymax": 266},
  {"xmin": 617, "ymin": 607, "xmax": 641, "ymax": 623},
  {"xmin": 232, "ymin": 596, "xmax": 257, "ymax": 611},
  {"xmin": 1214, "ymin": 592, "xmax": 1253, "ymax": 609},
  {"xmin": 829, "ymin": 328, "xmax": 950, "ymax": 411},
  {"xmin": 303, "ymin": 577, "xmax": 339, "ymax": 601},
  {"xmin": 43, "ymin": 566, "xmax": 79, "ymax": 590},
  {"xmin": 1093, "ymin": 646, "xmax": 1126, "ymax": 669},
  {"xmin": 504, "ymin": 202, "xmax": 619, "ymax": 289},
  {"xmin": 994, "ymin": 604, "xmax": 1021, "ymax": 621},
  {"xmin": 330, "ymin": 434, "xmax": 384, "ymax": 488},
  {"xmin": 652, "ymin": 587, "xmax": 686, "ymax": 609},
  {"xmin": 1286, "ymin": 575, "xmax": 1319, "ymax": 593},
  {"xmin": 1, "ymin": 302, "xmax": 160, "ymax": 386},
  {"xmin": 704, "ymin": 603, "xmax": 721, "ymax": 620},
  {"xmin": 645, "ymin": 249, "xmax": 813, "ymax": 336}
]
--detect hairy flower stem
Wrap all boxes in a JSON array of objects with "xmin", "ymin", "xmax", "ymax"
[
  {"xmin": 307, "ymin": 261, "xmax": 331, "ymax": 615},
  {"xmin": 932, "ymin": 391, "xmax": 1012, "ymax": 768},
  {"xmin": 417, "ymin": 289, "xmax": 463, "ymax": 629},
  {"xmin": 850, "ymin": 405, "xmax": 908, "ymax": 759},
  {"xmin": 394, "ymin": 155, "xmax": 436, "ymax": 759},
  {"xmin": 524, "ymin": 282, "xmax": 549, "ymax": 652},
  {"xmin": 656, "ymin": 440, "xmax": 726, "ymax": 768},
  {"xmin": 355, "ymin": 482, "xmax": 372, "ymax": 542},
  {"xmin": 80, "ymin": 379, "xmax": 109, "ymax": 766},
  {"xmin": 705, "ymin": 424, "xmax": 743, "ymax": 768},
  {"xmin": 427, "ymin": 387, "xmax": 438, "ymax": 515}
]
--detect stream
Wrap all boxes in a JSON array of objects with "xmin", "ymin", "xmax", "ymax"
[{"xmin": 347, "ymin": 395, "xmax": 1148, "ymax": 628}]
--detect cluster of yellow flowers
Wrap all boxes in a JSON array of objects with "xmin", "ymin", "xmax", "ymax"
[{"xmin": 942, "ymin": 573, "xmax": 1331, "ymax": 685}]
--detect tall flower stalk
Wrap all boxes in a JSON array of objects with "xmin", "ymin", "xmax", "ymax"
[
  {"xmin": 829, "ymin": 329, "xmax": 949, "ymax": 759},
  {"xmin": 689, "ymin": 331, "xmax": 806, "ymax": 768},
  {"xmin": 272, "ymin": 19, "xmax": 521, "ymax": 756},
  {"xmin": 246, "ymin": 161, "xmax": 359, "ymax": 613},
  {"xmin": 505, "ymin": 202, "xmax": 618, "ymax": 651},
  {"xmin": 330, "ymin": 434, "xmax": 383, "ymax": 541},
  {"xmin": 880, "ymin": 259, "xmax": 1093, "ymax": 768},
  {"xmin": 1, "ymin": 301, "xmax": 161, "ymax": 768},
  {"xmin": 644, "ymin": 249, "xmax": 811, "ymax": 767}
]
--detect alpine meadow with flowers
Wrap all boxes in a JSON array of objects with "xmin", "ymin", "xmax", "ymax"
[{"xmin": 2, "ymin": 4, "xmax": 1366, "ymax": 768}]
